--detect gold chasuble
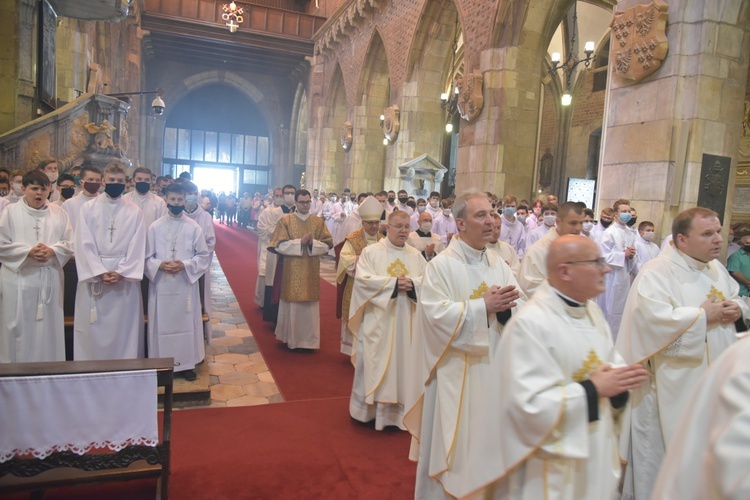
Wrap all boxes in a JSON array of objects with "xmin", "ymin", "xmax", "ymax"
[{"xmin": 270, "ymin": 213, "xmax": 333, "ymax": 302}]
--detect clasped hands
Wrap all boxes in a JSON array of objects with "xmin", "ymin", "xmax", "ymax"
[
  {"xmin": 701, "ymin": 298, "xmax": 743, "ymax": 327},
  {"xmin": 300, "ymin": 233, "xmax": 313, "ymax": 247},
  {"xmin": 28, "ymin": 243, "xmax": 54, "ymax": 263},
  {"xmin": 159, "ymin": 260, "xmax": 186, "ymax": 275},
  {"xmin": 397, "ymin": 276, "xmax": 413, "ymax": 292},
  {"xmin": 589, "ymin": 363, "xmax": 649, "ymax": 397},
  {"xmin": 483, "ymin": 284, "xmax": 519, "ymax": 314}
]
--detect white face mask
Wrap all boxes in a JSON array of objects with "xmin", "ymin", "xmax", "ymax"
[
  {"xmin": 443, "ymin": 208, "xmax": 452, "ymax": 217},
  {"xmin": 273, "ymin": 197, "xmax": 284, "ymax": 206},
  {"xmin": 517, "ymin": 215, "xmax": 527, "ymax": 224},
  {"xmin": 642, "ymin": 231, "xmax": 655, "ymax": 241},
  {"xmin": 543, "ymin": 215, "xmax": 557, "ymax": 227},
  {"xmin": 185, "ymin": 194, "xmax": 199, "ymax": 207},
  {"xmin": 430, "ymin": 200, "xmax": 439, "ymax": 208},
  {"xmin": 12, "ymin": 182, "xmax": 23, "ymax": 195},
  {"xmin": 420, "ymin": 222, "xmax": 432, "ymax": 233},
  {"xmin": 284, "ymin": 193, "xmax": 294, "ymax": 204},
  {"xmin": 418, "ymin": 205, "xmax": 426, "ymax": 213},
  {"xmin": 582, "ymin": 221, "xmax": 594, "ymax": 232},
  {"xmin": 46, "ymin": 171, "xmax": 58, "ymax": 183}
]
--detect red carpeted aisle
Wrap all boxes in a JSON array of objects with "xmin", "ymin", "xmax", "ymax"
[{"xmin": 212, "ymin": 222, "xmax": 352, "ymax": 401}]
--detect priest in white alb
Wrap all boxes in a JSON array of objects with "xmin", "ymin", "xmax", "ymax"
[
  {"xmin": 335, "ymin": 195, "xmax": 384, "ymax": 355},
  {"xmin": 404, "ymin": 189, "xmax": 526, "ymax": 499},
  {"xmin": 460, "ymin": 235, "xmax": 648, "ymax": 499},
  {"xmin": 269, "ymin": 189, "xmax": 333, "ymax": 350},
  {"xmin": 254, "ymin": 187, "xmax": 284, "ymax": 308},
  {"xmin": 407, "ymin": 211, "xmax": 444, "ymax": 262},
  {"xmin": 0, "ymin": 170, "xmax": 74, "ymax": 362},
  {"xmin": 652, "ymin": 334, "xmax": 750, "ymax": 499},
  {"xmin": 348, "ymin": 210, "xmax": 426, "ymax": 429},
  {"xmin": 260, "ymin": 184, "xmax": 297, "ymax": 322},
  {"xmin": 616, "ymin": 207, "xmax": 749, "ymax": 500},
  {"xmin": 74, "ymin": 162, "xmax": 147, "ymax": 360},
  {"xmin": 146, "ymin": 183, "xmax": 211, "ymax": 381}
]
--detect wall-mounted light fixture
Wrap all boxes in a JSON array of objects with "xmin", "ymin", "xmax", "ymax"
[
  {"xmin": 106, "ymin": 87, "xmax": 166, "ymax": 115},
  {"xmin": 548, "ymin": 3, "xmax": 596, "ymax": 106}
]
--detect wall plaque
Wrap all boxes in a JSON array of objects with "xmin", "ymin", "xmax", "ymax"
[{"xmin": 697, "ymin": 154, "xmax": 731, "ymax": 223}]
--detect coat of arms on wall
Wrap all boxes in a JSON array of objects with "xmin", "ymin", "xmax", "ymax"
[
  {"xmin": 610, "ymin": 0, "xmax": 669, "ymax": 82},
  {"xmin": 382, "ymin": 105, "xmax": 400, "ymax": 143},
  {"xmin": 340, "ymin": 120, "xmax": 352, "ymax": 151},
  {"xmin": 456, "ymin": 70, "xmax": 484, "ymax": 122}
]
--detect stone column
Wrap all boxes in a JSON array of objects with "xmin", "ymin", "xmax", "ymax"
[{"xmin": 598, "ymin": 0, "xmax": 750, "ymax": 237}]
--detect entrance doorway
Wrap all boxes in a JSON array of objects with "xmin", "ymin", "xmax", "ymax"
[{"xmin": 194, "ymin": 166, "xmax": 238, "ymax": 195}]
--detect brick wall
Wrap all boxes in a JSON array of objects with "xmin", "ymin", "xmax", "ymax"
[{"xmin": 571, "ymin": 70, "xmax": 605, "ymax": 128}]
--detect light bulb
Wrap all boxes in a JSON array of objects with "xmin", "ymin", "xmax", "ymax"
[
  {"xmin": 551, "ymin": 52, "xmax": 561, "ymax": 63},
  {"xmin": 561, "ymin": 92, "xmax": 572, "ymax": 106},
  {"xmin": 440, "ymin": 92, "xmax": 449, "ymax": 101},
  {"xmin": 584, "ymin": 41, "xmax": 595, "ymax": 54},
  {"xmin": 445, "ymin": 123, "xmax": 454, "ymax": 133},
  {"xmin": 383, "ymin": 138, "xmax": 389, "ymax": 146},
  {"xmin": 454, "ymin": 86, "xmax": 460, "ymax": 94},
  {"xmin": 379, "ymin": 114, "xmax": 385, "ymax": 121}
]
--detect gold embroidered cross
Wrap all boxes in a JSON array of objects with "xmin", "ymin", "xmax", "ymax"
[
  {"xmin": 387, "ymin": 259, "xmax": 409, "ymax": 277},
  {"xmin": 572, "ymin": 349, "xmax": 603, "ymax": 382},
  {"xmin": 470, "ymin": 282, "xmax": 489, "ymax": 300},
  {"xmin": 707, "ymin": 285, "xmax": 726, "ymax": 302}
]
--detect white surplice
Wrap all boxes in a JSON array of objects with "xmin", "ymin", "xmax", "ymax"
[
  {"xmin": 348, "ymin": 238, "xmax": 426, "ymax": 430},
  {"xmin": 145, "ymin": 214, "xmax": 210, "ymax": 372},
  {"xmin": 185, "ymin": 204, "xmax": 216, "ymax": 340},
  {"xmin": 0, "ymin": 197, "xmax": 9, "ymax": 213},
  {"xmin": 632, "ymin": 235, "xmax": 659, "ymax": 277},
  {"xmin": 486, "ymin": 240, "xmax": 521, "ymax": 279},
  {"xmin": 73, "ymin": 195, "xmax": 147, "ymax": 360},
  {"xmin": 517, "ymin": 227, "xmax": 558, "ymax": 297},
  {"xmin": 407, "ymin": 230, "xmax": 444, "ymax": 260},
  {"xmin": 336, "ymin": 208, "xmax": 362, "ymax": 246},
  {"xmin": 600, "ymin": 222, "xmax": 636, "ymax": 340},
  {"xmin": 461, "ymin": 282, "xmax": 624, "ymax": 499},
  {"xmin": 62, "ymin": 192, "xmax": 98, "ymax": 231},
  {"xmin": 254, "ymin": 205, "xmax": 286, "ymax": 307},
  {"xmin": 615, "ymin": 244, "xmax": 749, "ymax": 500},
  {"xmin": 526, "ymin": 222, "xmax": 552, "ymax": 248},
  {"xmin": 404, "ymin": 237, "xmax": 527, "ymax": 499},
  {"xmin": 499, "ymin": 215, "xmax": 526, "ymax": 259},
  {"xmin": 124, "ymin": 190, "xmax": 167, "ymax": 231},
  {"xmin": 652, "ymin": 334, "xmax": 750, "ymax": 500},
  {"xmin": 0, "ymin": 200, "xmax": 73, "ymax": 362},
  {"xmin": 431, "ymin": 212, "xmax": 457, "ymax": 246}
]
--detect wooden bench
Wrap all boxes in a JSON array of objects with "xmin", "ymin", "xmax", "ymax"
[{"xmin": 0, "ymin": 358, "xmax": 174, "ymax": 499}]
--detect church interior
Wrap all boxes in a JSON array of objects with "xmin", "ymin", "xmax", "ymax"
[{"xmin": 1, "ymin": 0, "xmax": 750, "ymax": 498}]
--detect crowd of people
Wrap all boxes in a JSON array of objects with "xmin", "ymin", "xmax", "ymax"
[
  {"xmin": 0, "ymin": 161, "xmax": 215, "ymax": 381},
  {"xmin": 3, "ymin": 162, "xmax": 750, "ymax": 498},
  {"xmin": 249, "ymin": 184, "xmax": 750, "ymax": 499}
]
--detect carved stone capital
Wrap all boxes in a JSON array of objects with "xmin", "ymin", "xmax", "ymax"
[
  {"xmin": 340, "ymin": 120, "xmax": 353, "ymax": 151},
  {"xmin": 382, "ymin": 105, "xmax": 400, "ymax": 143},
  {"xmin": 457, "ymin": 70, "xmax": 484, "ymax": 122}
]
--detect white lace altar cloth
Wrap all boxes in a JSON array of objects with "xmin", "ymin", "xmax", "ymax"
[{"xmin": 0, "ymin": 369, "xmax": 158, "ymax": 463}]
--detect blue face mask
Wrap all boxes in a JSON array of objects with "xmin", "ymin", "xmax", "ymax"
[
  {"xmin": 504, "ymin": 207, "xmax": 516, "ymax": 217},
  {"xmin": 619, "ymin": 212, "xmax": 632, "ymax": 224}
]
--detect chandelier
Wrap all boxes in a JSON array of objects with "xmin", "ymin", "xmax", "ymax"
[
  {"xmin": 222, "ymin": 1, "xmax": 245, "ymax": 33},
  {"xmin": 548, "ymin": 3, "xmax": 596, "ymax": 106}
]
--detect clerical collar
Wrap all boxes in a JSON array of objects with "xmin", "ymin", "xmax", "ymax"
[
  {"xmin": 282, "ymin": 205, "xmax": 296, "ymax": 214},
  {"xmin": 676, "ymin": 248, "xmax": 710, "ymax": 270},
  {"xmin": 294, "ymin": 212, "xmax": 310, "ymax": 221},
  {"xmin": 551, "ymin": 287, "xmax": 584, "ymax": 308},
  {"xmin": 416, "ymin": 229, "xmax": 431, "ymax": 237},
  {"xmin": 457, "ymin": 238, "xmax": 487, "ymax": 264}
]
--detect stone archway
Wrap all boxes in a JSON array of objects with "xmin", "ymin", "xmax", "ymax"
[
  {"xmin": 309, "ymin": 63, "xmax": 347, "ymax": 193},
  {"xmin": 350, "ymin": 30, "xmax": 389, "ymax": 194},
  {"xmin": 289, "ymin": 81, "xmax": 308, "ymax": 186}
]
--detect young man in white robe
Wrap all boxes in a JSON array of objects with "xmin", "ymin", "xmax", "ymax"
[
  {"xmin": 0, "ymin": 170, "xmax": 74, "ymax": 362},
  {"xmin": 124, "ymin": 166, "xmax": 167, "ymax": 230},
  {"xmin": 430, "ymin": 199, "xmax": 457, "ymax": 246},
  {"xmin": 652, "ymin": 334, "xmax": 750, "ymax": 499},
  {"xmin": 73, "ymin": 162, "xmax": 147, "ymax": 361},
  {"xmin": 404, "ymin": 190, "xmax": 526, "ymax": 499},
  {"xmin": 616, "ymin": 207, "xmax": 749, "ymax": 500},
  {"xmin": 62, "ymin": 165, "xmax": 102, "ymax": 232},
  {"xmin": 348, "ymin": 210, "xmax": 426, "ymax": 429},
  {"xmin": 424, "ymin": 191, "xmax": 441, "ymax": 219},
  {"xmin": 407, "ymin": 211, "xmax": 444, "ymax": 262},
  {"xmin": 260, "ymin": 184, "xmax": 297, "ymax": 322},
  {"xmin": 336, "ymin": 193, "xmax": 369, "ymax": 246},
  {"xmin": 269, "ymin": 189, "xmax": 333, "ymax": 349},
  {"xmin": 146, "ymin": 184, "xmax": 211, "ymax": 381},
  {"xmin": 525, "ymin": 202, "xmax": 557, "ymax": 247},
  {"xmin": 518, "ymin": 202, "xmax": 584, "ymax": 297},
  {"xmin": 53, "ymin": 173, "xmax": 76, "ymax": 207},
  {"xmin": 460, "ymin": 235, "xmax": 648, "ymax": 499},
  {"xmin": 254, "ymin": 187, "xmax": 284, "ymax": 308},
  {"xmin": 335, "ymin": 196, "xmax": 384, "ymax": 355},
  {"xmin": 487, "ymin": 212, "xmax": 520, "ymax": 278},
  {"xmin": 184, "ymin": 181, "xmax": 216, "ymax": 341},
  {"xmin": 632, "ymin": 220, "xmax": 660, "ymax": 276},
  {"xmin": 600, "ymin": 198, "xmax": 637, "ymax": 340},
  {"xmin": 498, "ymin": 195, "xmax": 526, "ymax": 259}
]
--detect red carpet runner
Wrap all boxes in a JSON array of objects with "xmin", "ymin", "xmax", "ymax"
[{"xmin": 6, "ymin": 222, "xmax": 416, "ymax": 499}]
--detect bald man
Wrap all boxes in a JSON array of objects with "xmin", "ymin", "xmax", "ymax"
[
  {"xmin": 407, "ymin": 211, "xmax": 444, "ymax": 261},
  {"xmin": 462, "ymin": 235, "xmax": 648, "ymax": 499}
]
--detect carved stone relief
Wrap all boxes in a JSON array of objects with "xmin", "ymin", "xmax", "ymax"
[
  {"xmin": 610, "ymin": 0, "xmax": 669, "ymax": 82},
  {"xmin": 340, "ymin": 120, "xmax": 352, "ymax": 151},
  {"xmin": 456, "ymin": 70, "xmax": 484, "ymax": 122},
  {"xmin": 382, "ymin": 106, "xmax": 400, "ymax": 143}
]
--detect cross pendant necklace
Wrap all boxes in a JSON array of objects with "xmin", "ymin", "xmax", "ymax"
[
  {"xmin": 33, "ymin": 217, "xmax": 41, "ymax": 241},
  {"xmin": 109, "ymin": 219, "xmax": 116, "ymax": 243},
  {"xmin": 102, "ymin": 198, "xmax": 122, "ymax": 244}
]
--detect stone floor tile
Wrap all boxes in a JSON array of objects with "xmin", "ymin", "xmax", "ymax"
[
  {"xmin": 220, "ymin": 317, "xmax": 246, "ymax": 325},
  {"xmin": 225, "ymin": 328, "xmax": 253, "ymax": 338},
  {"xmin": 205, "ymin": 344, "xmax": 229, "ymax": 355},
  {"xmin": 235, "ymin": 361, "xmax": 268, "ymax": 373},
  {"xmin": 210, "ymin": 384, "xmax": 245, "ymax": 401},
  {"xmin": 244, "ymin": 381, "xmax": 280, "ymax": 398},
  {"xmin": 257, "ymin": 371, "xmax": 275, "ymax": 383},
  {"xmin": 211, "ymin": 311, "xmax": 233, "ymax": 319},
  {"xmin": 219, "ymin": 371, "xmax": 259, "ymax": 385},
  {"xmin": 212, "ymin": 336, "xmax": 243, "ymax": 346},
  {"xmin": 266, "ymin": 394, "xmax": 284, "ymax": 403},
  {"xmin": 212, "ymin": 323, "xmax": 237, "ymax": 332},
  {"xmin": 214, "ymin": 352, "xmax": 251, "ymax": 364},
  {"xmin": 228, "ymin": 343, "xmax": 257, "ymax": 355},
  {"xmin": 210, "ymin": 375, "xmax": 220, "ymax": 385},
  {"xmin": 205, "ymin": 401, "xmax": 227, "ymax": 408},
  {"xmin": 226, "ymin": 395, "xmax": 270, "ymax": 407},
  {"xmin": 208, "ymin": 362, "xmax": 235, "ymax": 376},
  {"xmin": 228, "ymin": 301, "xmax": 240, "ymax": 308},
  {"xmin": 247, "ymin": 352, "xmax": 265, "ymax": 362}
]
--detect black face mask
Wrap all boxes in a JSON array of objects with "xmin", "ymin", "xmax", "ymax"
[
  {"xmin": 61, "ymin": 187, "xmax": 75, "ymax": 199},
  {"xmin": 104, "ymin": 183, "xmax": 125, "ymax": 198},
  {"xmin": 83, "ymin": 181, "xmax": 101, "ymax": 195},
  {"xmin": 168, "ymin": 204, "xmax": 185, "ymax": 216},
  {"xmin": 600, "ymin": 219, "xmax": 613, "ymax": 228},
  {"xmin": 626, "ymin": 217, "xmax": 637, "ymax": 227},
  {"xmin": 387, "ymin": 197, "xmax": 395, "ymax": 203},
  {"xmin": 135, "ymin": 181, "xmax": 151, "ymax": 194},
  {"xmin": 744, "ymin": 246, "xmax": 750, "ymax": 253},
  {"xmin": 398, "ymin": 197, "xmax": 408, "ymax": 204}
]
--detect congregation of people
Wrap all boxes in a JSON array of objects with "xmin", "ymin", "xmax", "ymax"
[
  {"xmin": 4, "ymin": 159, "xmax": 750, "ymax": 499},
  {"xmin": 246, "ymin": 182, "xmax": 750, "ymax": 499},
  {"xmin": 0, "ymin": 160, "xmax": 215, "ymax": 381}
]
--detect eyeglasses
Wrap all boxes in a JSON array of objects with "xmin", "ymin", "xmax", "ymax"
[
  {"xmin": 388, "ymin": 224, "xmax": 410, "ymax": 232},
  {"xmin": 565, "ymin": 257, "xmax": 608, "ymax": 270},
  {"xmin": 296, "ymin": 200, "xmax": 312, "ymax": 205}
]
